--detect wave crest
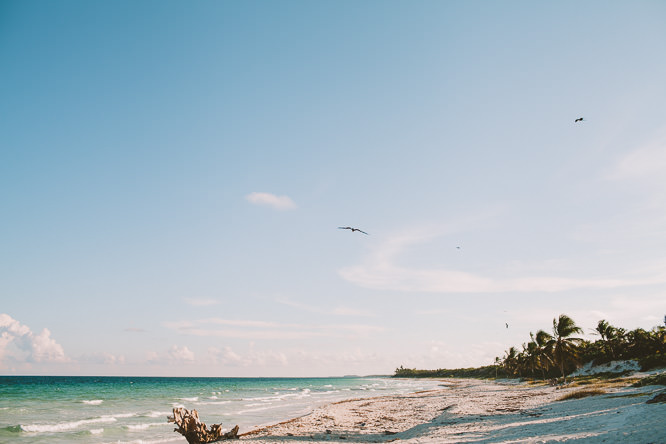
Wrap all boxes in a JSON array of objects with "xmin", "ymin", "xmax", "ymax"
[{"xmin": 21, "ymin": 417, "xmax": 117, "ymax": 433}]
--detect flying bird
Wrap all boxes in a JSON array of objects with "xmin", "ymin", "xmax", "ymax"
[
  {"xmin": 338, "ymin": 226, "xmax": 369, "ymax": 235},
  {"xmin": 506, "ymin": 323, "xmax": 509, "ymax": 329},
  {"xmin": 574, "ymin": 117, "xmax": 584, "ymax": 123}
]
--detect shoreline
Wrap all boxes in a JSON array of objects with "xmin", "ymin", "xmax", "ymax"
[
  {"xmin": 239, "ymin": 375, "xmax": 666, "ymax": 443},
  {"xmin": 0, "ymin": 376, "xmax": 440, "ymax": 444}
]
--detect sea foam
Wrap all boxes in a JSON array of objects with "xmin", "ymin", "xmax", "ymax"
[
  {"xmin": 124, "ymin": 422, "xmax": 165, "ymax": 431},
  {"xmin": 82, "ymin": 399, "xmax": 104, "ymax": 405},
  {"xmin": 146, "ymin": 410, "xmax": 171, "ymax": 418},
  {"xmin": 21, "ymin": 417, "xmax": 117, "ymax": 433}
]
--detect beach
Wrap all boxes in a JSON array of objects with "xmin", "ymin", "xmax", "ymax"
[
  {"xmin": 2, "ymin": 373, "xmax": 664, "ymax": 443},
  {"xmin": 0, "ymin": 376, "xmax": 443, "ymax": 444},
  {"xmin": 241, "ymin": 376, "xmax": 666, "ymax": 443}
]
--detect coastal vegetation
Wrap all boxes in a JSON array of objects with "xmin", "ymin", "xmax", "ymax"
[
  {"xmin": 633, "ymin": 372, "xmax": 666, "ymax": 387},
  {"xmin": 394, "ymin": 314, "xmax": 666, "ymax": 381},
  {"xmin": 557, "ymin": 388, "xmax": 607, "ymax": 401}
]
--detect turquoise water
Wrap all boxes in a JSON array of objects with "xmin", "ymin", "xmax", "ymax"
[{"xmin": 0, "ymin": 376, "xmax": 442, "ymax": 443}]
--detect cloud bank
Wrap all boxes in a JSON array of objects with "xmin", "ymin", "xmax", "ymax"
[
  {"xmin": 164, "ymin": 317, "xmax": 384, "ymax": 340},
  {"xmin": 338, "ymin": 228, "xmax": 666, "ymax": 294},
  {"xmin": 0, "ymin": 314, "xmax": 68, "ymax": 368},
  {"xmin": 147, "ymin": 345, "xmax": 195, "ymax": 365},
  {"xmin": 207, "ymin": 345, "xmax": 288, "ymax": 368}
]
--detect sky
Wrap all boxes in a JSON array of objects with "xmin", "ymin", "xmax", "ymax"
[{"xmin": 2, "ymin": 0, "xmax": 666, "ymax": 377}]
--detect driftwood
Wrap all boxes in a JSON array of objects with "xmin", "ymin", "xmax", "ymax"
[{"xmin": 168, "ymin": 407, "xmax": 239, "ymax": 443}]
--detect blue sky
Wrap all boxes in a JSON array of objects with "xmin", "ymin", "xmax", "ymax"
[{"xmin": 2, "ymin": 0, "xmax": 666, "ymax": 377}]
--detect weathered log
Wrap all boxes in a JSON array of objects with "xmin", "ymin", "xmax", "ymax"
[{"xmin": 168, "ymin": 407, "xmax": 239, "ymax": 443}]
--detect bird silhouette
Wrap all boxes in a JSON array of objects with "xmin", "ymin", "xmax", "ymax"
[
  {"xmin": 338, "ymin": 226, "xmax": 369, "ymax": 235},
  {"xmin": 574, "ymin": 117, "xmax": 584, "ymax": 123},
  {"xmin": 506, "ymin": 323, "xmax": 509, "ymax": 329}
]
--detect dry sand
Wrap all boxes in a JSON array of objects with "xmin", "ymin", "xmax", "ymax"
[{"xmin": 240, "ymin": 377, "xmax": 666, "ymax": 443}]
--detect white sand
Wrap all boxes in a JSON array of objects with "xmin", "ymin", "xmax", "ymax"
[
  {"xmin": 571, "ymin": 360, "xmax": 641, "ymax": 377},
  {"xmin": 240, "ymin": 376, "xmax": 666, "ymax": 443}
]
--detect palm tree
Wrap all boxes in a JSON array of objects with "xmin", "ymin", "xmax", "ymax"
[
  {"xmin": 514, "ymin": 346, "xmax": 525, "ymax": 377},
  {"xmin": 593, "ymin": 319, "xmax": 612, "ymax": 341},
  {"xmin": 503, "ymin": 346, "xmax": 519, "ymax": 377},
  {"xmin": 592, "ymin": 319, "xmax": 618, "ymax": 359},
  {"xmin": 626, "ymin": 328, "xmax": 652, "ymax": 358},
  {"xmin": 524, "ymin": 333, "xmax": 542, "ymax": 378},
  {"xmin": 547, "ymin": 314, "xmax": 584, "ymax": 382},
  {"xmin": 534, "ymin": 329, "xmax": 553, "ymax": 380}
]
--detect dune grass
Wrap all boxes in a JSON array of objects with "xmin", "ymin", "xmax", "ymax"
[{"xmin": 557, "ymin": 389, "xmax": 606, "ymax": 401}]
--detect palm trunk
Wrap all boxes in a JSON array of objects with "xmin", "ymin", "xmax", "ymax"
[{"xmin": 560, "ymin": 362, "xmax": 566, "ymax": 382}]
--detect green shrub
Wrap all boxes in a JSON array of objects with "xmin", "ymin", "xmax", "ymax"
[
  {"xmin": 393, "ymin": 365, "xmax": 505, "ymax": 379},
  {"xmin": 638, "ymin": 353, "xmax": 666, "ymax": 371}
]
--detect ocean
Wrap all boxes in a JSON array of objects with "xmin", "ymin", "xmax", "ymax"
[{"xmin": 0, "ymin": 376, "xmax": 443, "ymax": 443}]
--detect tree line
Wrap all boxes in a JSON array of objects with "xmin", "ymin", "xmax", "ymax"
[{"xmin": 394, "ymin": 314, "xmax": 666, "ymax": 380}]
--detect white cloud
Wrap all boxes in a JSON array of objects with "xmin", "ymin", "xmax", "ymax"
[
  {"xmin": 147, "ymin": 345, "xmax": 195, "ymax": 364},
  {"xmin": 164, "ymin": 318, "xmax": 384, "ymax": 340},
  {"xmin": 594, "ymin": 129, "xmax": 666, "ymax": 242},
  {"xmin": 289, "ymin": 348, "xmax": 387, "ymax": 368},
  {"xmin": 168, "ymin": 345, "xmax": 195, "ymax": 362},
  {"xmin": 31, "ymin": 328, "xmax": 67, "ymax": 362},
  {"xmin": 246, "ymin": 192, "xmax": 296, "ymax": 210},
  {"xmin": 338, "ymin": 227, "xmax": 666, "ymax": 293},
  {"xmin": 600, "ymin": 294, "xmax": 666, "ymax": 326},
  {"xmin": 0, "ymin": 314, "xmax": 31, "ymax": 336},
  {"xmin": 79, "ymin": 352, "xmax": 126, "ymax": 365},
  {"xmin": 606, "ymin": 129, "xmax": 666, "ymax": 182},
  {"xmin": 0, "ymin": 314, "xmax": 68, "ymax": 368},
  {"xmin": 208, "ymin": 346, "xmax": 245, "ymax": 366},
  {"xmin": 147, "ymin": 343, "xmax": 400, "ymax": 376},
  {"xmin": 207, "ymin": 346, "xmax": 288, "ymax": 368}
]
